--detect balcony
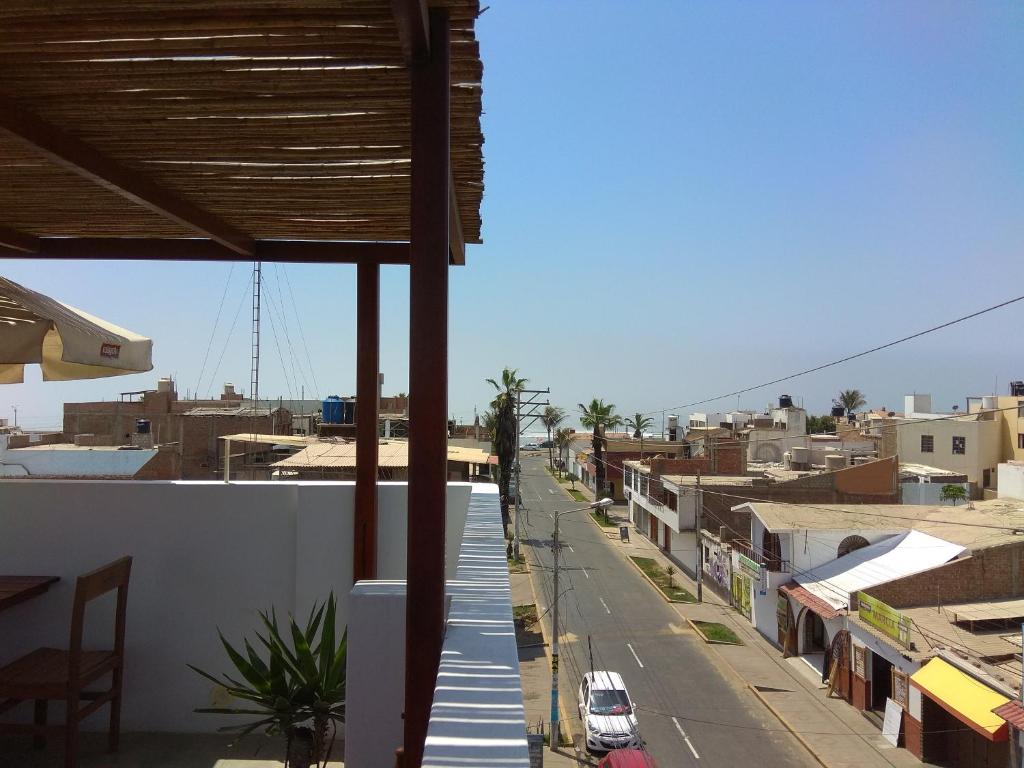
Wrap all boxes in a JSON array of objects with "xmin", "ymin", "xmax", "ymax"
[{"xmin": 0, "ymin": 480, "xmax": 525, "ymax": 766}]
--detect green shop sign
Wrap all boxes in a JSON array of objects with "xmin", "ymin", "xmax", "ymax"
[
  {"xmin": 738, "ymin": 553, "xmax": 761, "ymax": 577},
  {"xmin": 858, "ymin": 591, "xmax": 910, "ymax": 648}
]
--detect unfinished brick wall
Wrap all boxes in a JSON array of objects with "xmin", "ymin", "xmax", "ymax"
[{"xmin": 866, "ymin": 543, "xmax": 1024, "ymax": 608}]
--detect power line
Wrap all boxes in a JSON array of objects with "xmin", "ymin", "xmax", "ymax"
[
  {"xmin": 205, "ymin": 269, "xmax": 254, "ymax": 399},
  {"xmin": 633, "ymin": 290, "xmax": 1024, "ymax": 417},
  {"xmin": 194, "ymin": 264, "xmax": 235, "ymax": 399}
]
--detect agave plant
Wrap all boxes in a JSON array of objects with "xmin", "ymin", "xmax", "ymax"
[{"xmin": 190, "ymin": 594, "xmax": 347, "ymax": 768}]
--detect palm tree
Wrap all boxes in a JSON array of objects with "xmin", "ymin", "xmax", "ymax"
[
  {"xmin": 541, "ymin": 405, "xmax": 566, "ymax": 471},
  {"xmin": 835, "ymin": 389, "xmax": 867, "ymax": 417},
  {"xmin": 487, "ymin": 368, "xmax": 527, "ymax": 538},
  {"xmin": 625, "ymin": 412, "xmax": 654, "ymax": 459},
  {"xmin": 554, "ymin": 426, "xmax": 573, "ymax": 478},
  {"xmin": 578, "ymin": 398, "xmax": 623, "ymax": 501}
]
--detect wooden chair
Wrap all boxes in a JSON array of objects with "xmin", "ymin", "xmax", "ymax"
[{"xmin": 0, "ymin": 556, "xmax": 132, "ymax": 768}]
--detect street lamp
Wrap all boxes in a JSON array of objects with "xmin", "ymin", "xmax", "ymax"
[{"xmin": 549, "ymin": 496, "xmax": 612, "ymax": 752}]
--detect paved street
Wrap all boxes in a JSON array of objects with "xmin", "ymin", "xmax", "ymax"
[{"xmin": 517, "ymin": 455, "xmax": 816, "ymax": 767}]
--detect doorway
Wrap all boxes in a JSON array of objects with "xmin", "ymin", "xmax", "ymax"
[
  {"xmin": 871, "ymin": 650, "xmax": 893, "ymax": 711},
  {"xmin": 803, "ymin": 611, "xmax": 826, "ymax": 653}
]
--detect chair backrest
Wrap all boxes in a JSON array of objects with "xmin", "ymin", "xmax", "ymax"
[{"xmin": 68, "ymin": 556, "xmax": 133, "ymax": 666}]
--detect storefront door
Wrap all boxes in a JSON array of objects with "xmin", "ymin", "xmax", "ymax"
[{"xmin": 732, "ymin": 573, "xmax": 751, "ymax": 619}]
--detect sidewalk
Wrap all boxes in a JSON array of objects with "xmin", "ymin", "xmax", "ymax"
[
  {"xmin": 602, "ymin": 519, "xmax": 923, "ymax": 768},
  {"xmin": 511, "ymin": 570, "xmax": 584, "ymax": 767}
]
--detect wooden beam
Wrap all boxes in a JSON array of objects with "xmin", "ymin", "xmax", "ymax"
[
  {"xmin": 404, "ymin": 8, "xmax": 449, "ymax": 768},
  {"xmin": 354, "ymin": 260, "xmax": 380, "ymax": 582},
  {"xmin": 448, "ymin": 170, "xmax": 465, "ymax": 266},
  {"xmin": 391, "ymin": 0, "xmax": 430, "ymax": 64},
  {"xmin": 0, "ymin": 238, "xmax": 410, "ymax": 264},
  {"xmin": 0, "ymin": 226, "xmax": 38, "ymax": 253},
  {"xmin": 0, "ymin": 94, "xmax": 253, "ymax": 256}
]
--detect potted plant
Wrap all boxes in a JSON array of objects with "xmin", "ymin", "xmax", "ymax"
[{"xmin": 190, "ymin": 594, "xmax": 347, "ymax": 768}]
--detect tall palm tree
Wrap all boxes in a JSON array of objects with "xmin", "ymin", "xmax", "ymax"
[
  {"xmin": 835, "ymin": 389, "xmax": 867, "ymax": 417},
  {"xmin": 554, "ymin": 426, "xmax": 573, "ymax": 478},
  {"xmin": 487, "ymin": 368, "xmax": 527, "ymax": 538},
  {"xmin": 541, "ymin": 405, "xmax": 566, "ymax": 470},
  {"xmin": 578, "ymin": 398, "xmax": 623, "ymax": 500},
  {"xmin": 625, "ymin": 412, "xmax": 654, "ymax": 460}
]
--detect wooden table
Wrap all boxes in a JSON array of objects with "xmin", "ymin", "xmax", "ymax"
[{"xmin": 0, "ymin": 576, "xmax": 59, "ymax": 612}]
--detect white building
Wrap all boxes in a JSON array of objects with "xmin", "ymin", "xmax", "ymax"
[
  {"xmin": 894, "ymin": 394, "xmax": 1001, "ymax": 493},
  {"xmin": 899, "ymin": 463, "xmax": 969, "ymax": 505}
]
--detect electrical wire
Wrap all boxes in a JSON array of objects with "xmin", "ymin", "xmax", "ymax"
[
  {"xmin": 632, "ymin": 290, "xmax": 1024, "ymax": 417},
  {"xmin": 194, "ymin": 263, "xmax": 235, "ymax": 399},
  {"xmin": 205, "ymin": 269, "xmax": 254, "ymax": 399},
  {"xmin": 281, "ymin": 264, "xmax": 322, "ymax": 400}
]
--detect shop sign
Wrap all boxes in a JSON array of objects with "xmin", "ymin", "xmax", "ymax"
[
  {"xmin": 738, "ymin": 553, "xmax": 760, "ymax": 578},
  {"xmin": 858, "ymin": 591, "xmax": 910, "ymax": 648}
]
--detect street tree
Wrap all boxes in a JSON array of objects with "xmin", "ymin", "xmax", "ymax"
[
  {"xmin": 487, "ymin": 367, "xmax": 527, "ymax": 538},
  {"xmin": 625, "ymin": 412, "xmax": 654, "ymax": 459},
  {"xmin": 554, "ymin": 426, "xmax": 573, "ymax": 478},
  {"xmin": 541, "ymin": 405, "xmax": 566, "ymax": 471},
  {"xmin": 578, "ymin": 398, "xmax": 623, "ymax": 500}
]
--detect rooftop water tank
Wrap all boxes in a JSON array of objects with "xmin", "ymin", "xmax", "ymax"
[
  {"xmin": 831, "ymin": 405, "xmax": 846, "ymax": 418},
  {"xmin": 783, "ymin": 451, "xmax": 792, "ymax": 470},
  {"xmin": 790, "ymin": 446, "xmax": 810, "ymax": 467},
  {"xmin": 135, "ymin": 419, "xmax": 151, "ymax": 435},
  {"xmin": 779, "ymin": 394, "xmax": 794, "ymax": 409},
  {"xmin": 825, "ymin": 454, "xmax": 845, "ymax": 471},
  {"xmin": 322, "ymin": 395, "xmax": 344, "ymax": 424}
]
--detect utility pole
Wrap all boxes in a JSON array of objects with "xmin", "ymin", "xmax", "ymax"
[
  {"xmin": 550, "ymin": 509, "xmax": 562, "ymax": 753},
  {"xmin": 512, "ymin": 387, "xmax": 550, "ymax": 561},
  {"xmin": 696, "ymin": 473, "xmax": 703, "ymax": 603},
  {"xmin": 11, "ymin": 405, "xmax": 16, "ymax": 428},
  {"xmin": 548, "ymin": 498, "xmax": 611, "ymax": 754},
  {"xmin": 250, "ymin": 262, "xmax": 262, "ymax": 404}
]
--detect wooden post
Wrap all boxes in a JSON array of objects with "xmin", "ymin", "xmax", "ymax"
[
  {"xmin": 404, "ymin": 8, "xmax": 449, "ymax": 767},
  {"xmin": 354, "ymin": 260, "xmax": 380, "ymax": 581}
]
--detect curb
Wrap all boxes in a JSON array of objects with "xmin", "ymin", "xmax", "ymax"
[
  {"xmin": 747, "ymin": 684, "xmax": 829, "ymax": 768},
  {"xmin": 625, "ymin": 554, "xmax": 695, "ymax": 605},
  {"xmin": 686, "ymin": 617, "xmax": 743, "ymax": 646},
  {"xmin": 522, "ymin": 554, "xmax": 583, "ymax": 762},
  {"xmin": 583, "ymin": 508, "xmax": 623, "ymax": 538}
]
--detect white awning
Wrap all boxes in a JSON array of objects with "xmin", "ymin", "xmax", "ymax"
[{"xmin": 795, "ymin": 530, "xmax": 966, "ymax": 610}]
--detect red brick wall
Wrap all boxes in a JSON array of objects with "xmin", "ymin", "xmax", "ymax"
[
  {"xmin": 904, "ymin": 713, "xmax": 923, "ymax": 759},
  {"xmin": 866, "ymin": 543, "xmax": 1024, "ymax": 608}
]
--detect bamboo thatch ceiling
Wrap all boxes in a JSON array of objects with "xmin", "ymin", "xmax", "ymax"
[{"xmin": 0, "ymin": 1, "xmax": 483, "ymax": 247}]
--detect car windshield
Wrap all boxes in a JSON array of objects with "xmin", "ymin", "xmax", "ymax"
[{"xmin": 589, "ymin": 688, "xmax": 632, "ymax": 716}]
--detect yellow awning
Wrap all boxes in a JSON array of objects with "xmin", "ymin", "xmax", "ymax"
[{"xmin": 910, "ymin": 658, "xmax": 1009, "ymax": 741}]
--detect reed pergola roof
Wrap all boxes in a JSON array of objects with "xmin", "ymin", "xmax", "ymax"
[{"xmin": 0, "ymin": 0, "xmax": 483, "ymax": 261}]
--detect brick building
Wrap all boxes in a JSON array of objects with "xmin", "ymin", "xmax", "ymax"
[{"xmin": 62, "ymin": 378, "xmax": 291, "ymax": 479}]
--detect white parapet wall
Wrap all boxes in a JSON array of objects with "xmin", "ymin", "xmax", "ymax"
[{"xmin": 0, "ymin": 479, "xmax": 472, "ymax": 733}]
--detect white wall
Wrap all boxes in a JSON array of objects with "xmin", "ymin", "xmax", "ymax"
[
  {"xmin": 998, "ymin": 463, "xmax": 1024, "ymax": 501},
  {"xmin": 0, "ymin": 434, "xmax": 156, "ymax": 477},
  {"xmin": 901, "ymin": 480, "xmax": 970, "ymax": 505},
  {"xmin": 0, "ymin": 479, "xmax": 472, "ymax": 733}
]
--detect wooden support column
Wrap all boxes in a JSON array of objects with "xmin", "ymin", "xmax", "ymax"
[
  {"xmin": 404, "ymin": 8, "xmax": 449, "ymax": 767},
  {"xmin": 354, "ymin": 260, "xmax": 380, "ymax": 581}
]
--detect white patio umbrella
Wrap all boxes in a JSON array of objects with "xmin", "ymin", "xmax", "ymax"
[{"xmin": 0, "ymin": 275, "xmax": 153, "ymax": 384}]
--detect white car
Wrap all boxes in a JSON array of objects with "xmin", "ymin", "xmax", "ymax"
[{"xmin": 578, "ymin": 671, "xmax": 640, "ymax": 753}]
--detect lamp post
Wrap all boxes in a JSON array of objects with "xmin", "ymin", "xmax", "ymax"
[{"xmin": 550, "ymin": 496, "xmax": 612, "ymax": 752}]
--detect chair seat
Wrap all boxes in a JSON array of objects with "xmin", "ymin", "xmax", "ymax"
[{"xmin": 0, "ymin": 648, "xmax": 118, "ymax": 699}]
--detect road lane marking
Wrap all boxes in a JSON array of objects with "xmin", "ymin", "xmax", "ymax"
[
  {"xmin": 599, "ymin": 597, "xmax": 611, "ymax": 614},
  {"xmin": 567, "ymin": 544, "xmax": 575, "ymax": 553},
  {"xmin": 672, "ymin": 717, "xmax": 700, "ymax": 759},
  {"xmin": 548, "ymin": 489, "xmax": 554, "ymax": 494},
  {"xmin": 581, "ymin": 566, "xmax": 590, "ymax": 579},
  {"xmin": 626, "ymin": 643, "xmax": 644, "ymax": 668}
]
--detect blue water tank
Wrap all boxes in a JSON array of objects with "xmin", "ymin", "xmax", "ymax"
[{"xmin": 322, "ymin": 395, "xmax": 344, "ymax": 424}]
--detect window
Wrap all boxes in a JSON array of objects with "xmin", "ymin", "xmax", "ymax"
[
  {"xmin": 983, "ymin": 468, "xmax": 992, "ymax": 488},
  {"xmin": 837, "ymin": 535, "xmax": 869, "ymax": 559},
  {"xmin": 1018, "ymin": 433, "xmax": 1024, "ymax": 450},
  {"xmin": 666, "ymin": 491, "xmax": 677, "ymax": 511},
  {"xmin": 1019, "ymin": 400, "xmax": 1024, "ymax": 418},
  {"xmin": 920, "ymin": 435, "xmax": 934, "ymax": 453},
  {"xmin": 952, "ymin": 436, "xmax": 966, "ymax": 455}
]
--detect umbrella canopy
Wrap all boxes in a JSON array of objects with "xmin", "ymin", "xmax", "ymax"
[{"xmin": 0, "ymin": 275, "xmax": 152, "ymax": 383}]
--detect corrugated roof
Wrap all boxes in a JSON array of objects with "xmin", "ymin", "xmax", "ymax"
[
  {"xmin": 911, "ymin": 658, "xmax": 1009, "ymax": 740},
  {"xmin": 183, "ymin": 406, "xmax": 279, "ymax": 418},
  {"xmin": 271, "ymin": 440, "xmax": 489, "ymax": 469},
  {"xmin": 219, "ymin": 433, "xmax": 319, "ymax": 447},
  {"xmin": 795, "ymin": 530, "xmax": 966, "ymax": 610},
  {"xmin": 993, "ymin": 700, "xmax": 1024, "ymax": 731},
  {"xmin": 779, "ymin": 583, "xmax": 843, "ymax": 620},
  {"xmin": 747, "ymin": 499, "xmax": 1024, "ymax": 551}
]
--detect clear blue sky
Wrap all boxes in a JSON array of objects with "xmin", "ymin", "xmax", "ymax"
[{"xmin": 2, "ymin": 1, "xmax": 1023, "ymax": 430}]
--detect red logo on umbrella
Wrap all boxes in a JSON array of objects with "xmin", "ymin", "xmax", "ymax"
[{"xmin": 100, "ymin": 343, "xmax": 121, "ymax": 359}]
